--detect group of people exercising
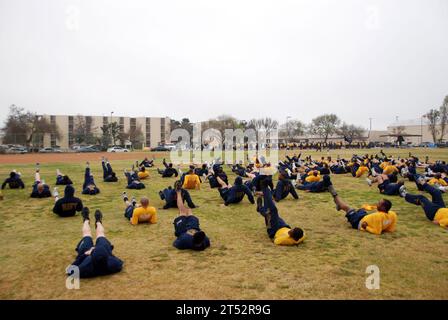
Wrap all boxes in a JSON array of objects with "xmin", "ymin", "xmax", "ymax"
[{"xmin": 1, "ymin": 151, "xmax": 447, "ymax": 279}]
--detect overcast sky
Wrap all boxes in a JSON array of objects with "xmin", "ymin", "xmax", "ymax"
[{"xmin": 0, "ymin": 0, "xmax": 447, "ymax": 130}]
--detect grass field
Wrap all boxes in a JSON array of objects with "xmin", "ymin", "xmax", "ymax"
[{"xmin": 0, "ymin": 148, "xmax": 447, "ymax": 300}]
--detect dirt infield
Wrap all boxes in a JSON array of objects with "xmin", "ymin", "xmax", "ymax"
[{"xmin": 0, "ymin": 151, "xmax": 168, "ymax": 164}]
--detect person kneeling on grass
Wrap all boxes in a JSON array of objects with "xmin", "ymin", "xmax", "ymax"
[
  {"xmin": 173, "ymin": 185, "xmax": 210, "ymax": 251},
  {"xmin": 52, "ymin": 185, "xmax": 83, "ymax": 217},
  {"xmin": 122, "ymin": 192, "xmax": 157, "ymax": 225},
  {"xmin": 30, "ymin": 164, "xmax": 52, "ymax": 198},
  {"xmin": 399, "ymin": 178, "xmax": 448, "ymax": 229},
  {"xmin": 68, "ymin": 208, "xmax": 123, "ymax": 278},
  {"xmin": 326, "ymin": 177, "xmax": 397, "ymax": 235},
  {"xmin": 55, "ymin": 169, "xmax": 73, "ymax": 185},
  {"xmin": 216, "ymin": 176, "xmax": 254, "ymax": 206},
  {"xmin": 256, "ymin": 180, "xmax": 305, "ymax": 246},
  {"xmin": 82, "ymin": 162, "xmax": 100, "ymax": 195}
]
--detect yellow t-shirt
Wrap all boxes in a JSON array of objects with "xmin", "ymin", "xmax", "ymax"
[
  {"xmin": 382, "ymin": 165, "xmax": 398, "ymax": 175},
  {"xmin": 130, "ymin": 206, "xmax": 157, "ymax": 225},
  {"xmin": 138, "ymin": 171, "xmax": 149, "ymax": 179},
  {"xmin": 356, "ymin": 166, "xmax": 369, "ymax": 178},
  {"xmin": 305, "ymin": 175, "xmax": 321, "ymax": 183},
  {"xmin": 360, "ymin": 204, "xmax": 397, "ymax": 235},
  {"xmin": 273, "ymin": 227, "xmax": 306, "ymax": 246},
  {"xmin": 182, "ymin": 174, "xmax": 201, "ymax": 189},
  {"xmin": 434, "ymin": 208, "xmax": 448, "ymax": 228},
  {"xmin": 428, "ymin": 178, "xmax": 448, "ymax": 186}
]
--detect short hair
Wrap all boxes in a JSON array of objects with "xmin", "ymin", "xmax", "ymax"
[
  {"xmin": 140, "ymin": 197, "xmax": 149, "ymax": 207},
  {"xmin": 290, "ymin": 227, "xmax": 304, "ymax": 241},
  {"xmin": 381, "ymin": 199, "xmax": 392, "ymax": 213},
  {"xmin": 192, "ymin": 231, "xmax": 207, "ymax": 251}
]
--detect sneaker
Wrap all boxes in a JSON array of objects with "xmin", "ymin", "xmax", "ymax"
[
  {"xmin": 122, "ymin": 191, "xmax": 128, "ymax": 202},
  {"xmin": 399, "ymin": 185, "xmax": 407, "ymax": 198},
  {"xmin": 94, "ymin": 210, "xmax": 103, "ymax": 224},
  {"xmin": 82, "ymin": 207, "xmax": 90, "ymax": 222},
  {"xmin": 366, "ymin": 178, "xmax": 372, "ymax": 187}
]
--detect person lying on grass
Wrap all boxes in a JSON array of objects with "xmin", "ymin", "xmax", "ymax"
[
  {"xmin": 68, "ymin": 207, "xmax": 123, "ymax": 278},
  {"xmin": 400, "ymin": 177, "xmax": 448, "ymax": 229},
  {"xmin": 326, "ymin": 177, "xmax": 397, "ymax": 235},
  {"xmin": 122, "ymin": 192, "xmax": 157, "ymax": 225},
  {"xmin": 30, "ymin": 163, "xmax": 52, "ymax": 198},
  {"xmin": 256, "ymin": 179, "xmax": 305, "ymax": 246},
  {"xmin": 172, "ymin": 184, "xmax": 210, "ymax": 251},
  {"xmin": 52, "ymin": 185, "xmax": 83, "ymax": 217}
]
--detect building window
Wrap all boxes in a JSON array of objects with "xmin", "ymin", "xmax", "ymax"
[
  {"xmin": 120, "ymin": 117, "xmax": 125, "ymax": 133},
  {"xmin": 68, "ymin": 116, "xmax": 74, "ymax": 147},
  {"xmin": 146, "ymin": 118, "xmax": 151, "ymax": 147},
  {"xmin": 86, "ymin": 116, "xmax": 92, "ymax": 134},
  {"xmin": 130, "ymin": 118, "xmax": 136, "ymax": 130}
]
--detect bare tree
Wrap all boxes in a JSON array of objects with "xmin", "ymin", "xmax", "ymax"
[
  {"xmin": 338, "ymin": 123, "xmax": 365, "ymax": 144},
  {"xmin": 73, "ymin": 115, "xmax": 95, "ymax": 144},
  {"xmin": 439, "ymin": 95, "xmax": 448, "ymax": 142},
  {"xmin": 309, "ymin": 114, "xmax": 341, "ymax": 143},
  {"xmin": 1, "ymin": 105, "xmax": 59, "ymax": 148},
  {"xmin": 424, "ymin": 109, "xmax": 440, "ymax": 143}
]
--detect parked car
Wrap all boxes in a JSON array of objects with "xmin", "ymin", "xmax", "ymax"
[
  {"xmin": 38, "ymin": 147, "xmax": 62, "ymax": 153},
  {"xmin": 7, "ymin": 146, "xmax": 28, "ymax": 154},
  {"xmin": 418, "ymin": 142, "xmax": 434, "ymax": 148},
  {"xmin": 78, "ymin": 146, "xmax": 100, "ymax": 153},
  {"xmin": 150, "ymin": 146, "xmax": 170, "ymax": 152},
  {"xmin": 107, "ymin": 146, "xmax": 129, "ymax": 153},
  {"xmin": 163, "ymin": 143, "xmax": 177, "ymax": 151}
]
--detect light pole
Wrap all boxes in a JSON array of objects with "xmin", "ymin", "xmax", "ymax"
[
  {"xmin": 420, "ymin": 115, "xmax": 425, "ymax": 144},
  {"xmin": 110, "ymin": 111, "xmax": 114, "ymax": 146},
  {"xmin": 286, "ymin": 116, "xmax": 291, "ymax": 145}
]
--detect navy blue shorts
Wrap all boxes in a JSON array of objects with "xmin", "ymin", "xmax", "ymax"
[
  {"xmin": 75, "ymin": 236, "xmax": 113, "ymax": 257},
  {"xmin": 219, "ymin": 188, "xmax": 229, "ymax": 201},
  {"xmin": 345, "ymin": 209, "xmax": 368, "ymax": 229},
  {"xmin": 378, "ymin": 180, "xmax": 389, "ymax": 192}
]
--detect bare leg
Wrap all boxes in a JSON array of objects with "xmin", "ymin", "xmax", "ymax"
[
  {"xmin": 82, "ymin": 220, "xmax": 92, "ymax": 238},
  {"xmin": 56, "ymin": 169, "xmax": 62, "ymax": 176},
  {"xmin": 96, "ymin": 222, "xmax": 105, "ymax": 238},
  {"xmin": 216, "ymin": 176, "xmax": 230, "ymax": 188},
  {"xmin": 177, "ymin": 191, "xmax": 192, "ymax": 216},
  {"xmin": 35, "ymin": 172, "xmax": 41, "ymax": 182},
  {"xmin": 332, "ymin": 195, "xmax": 353, "ymax": 213}
]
